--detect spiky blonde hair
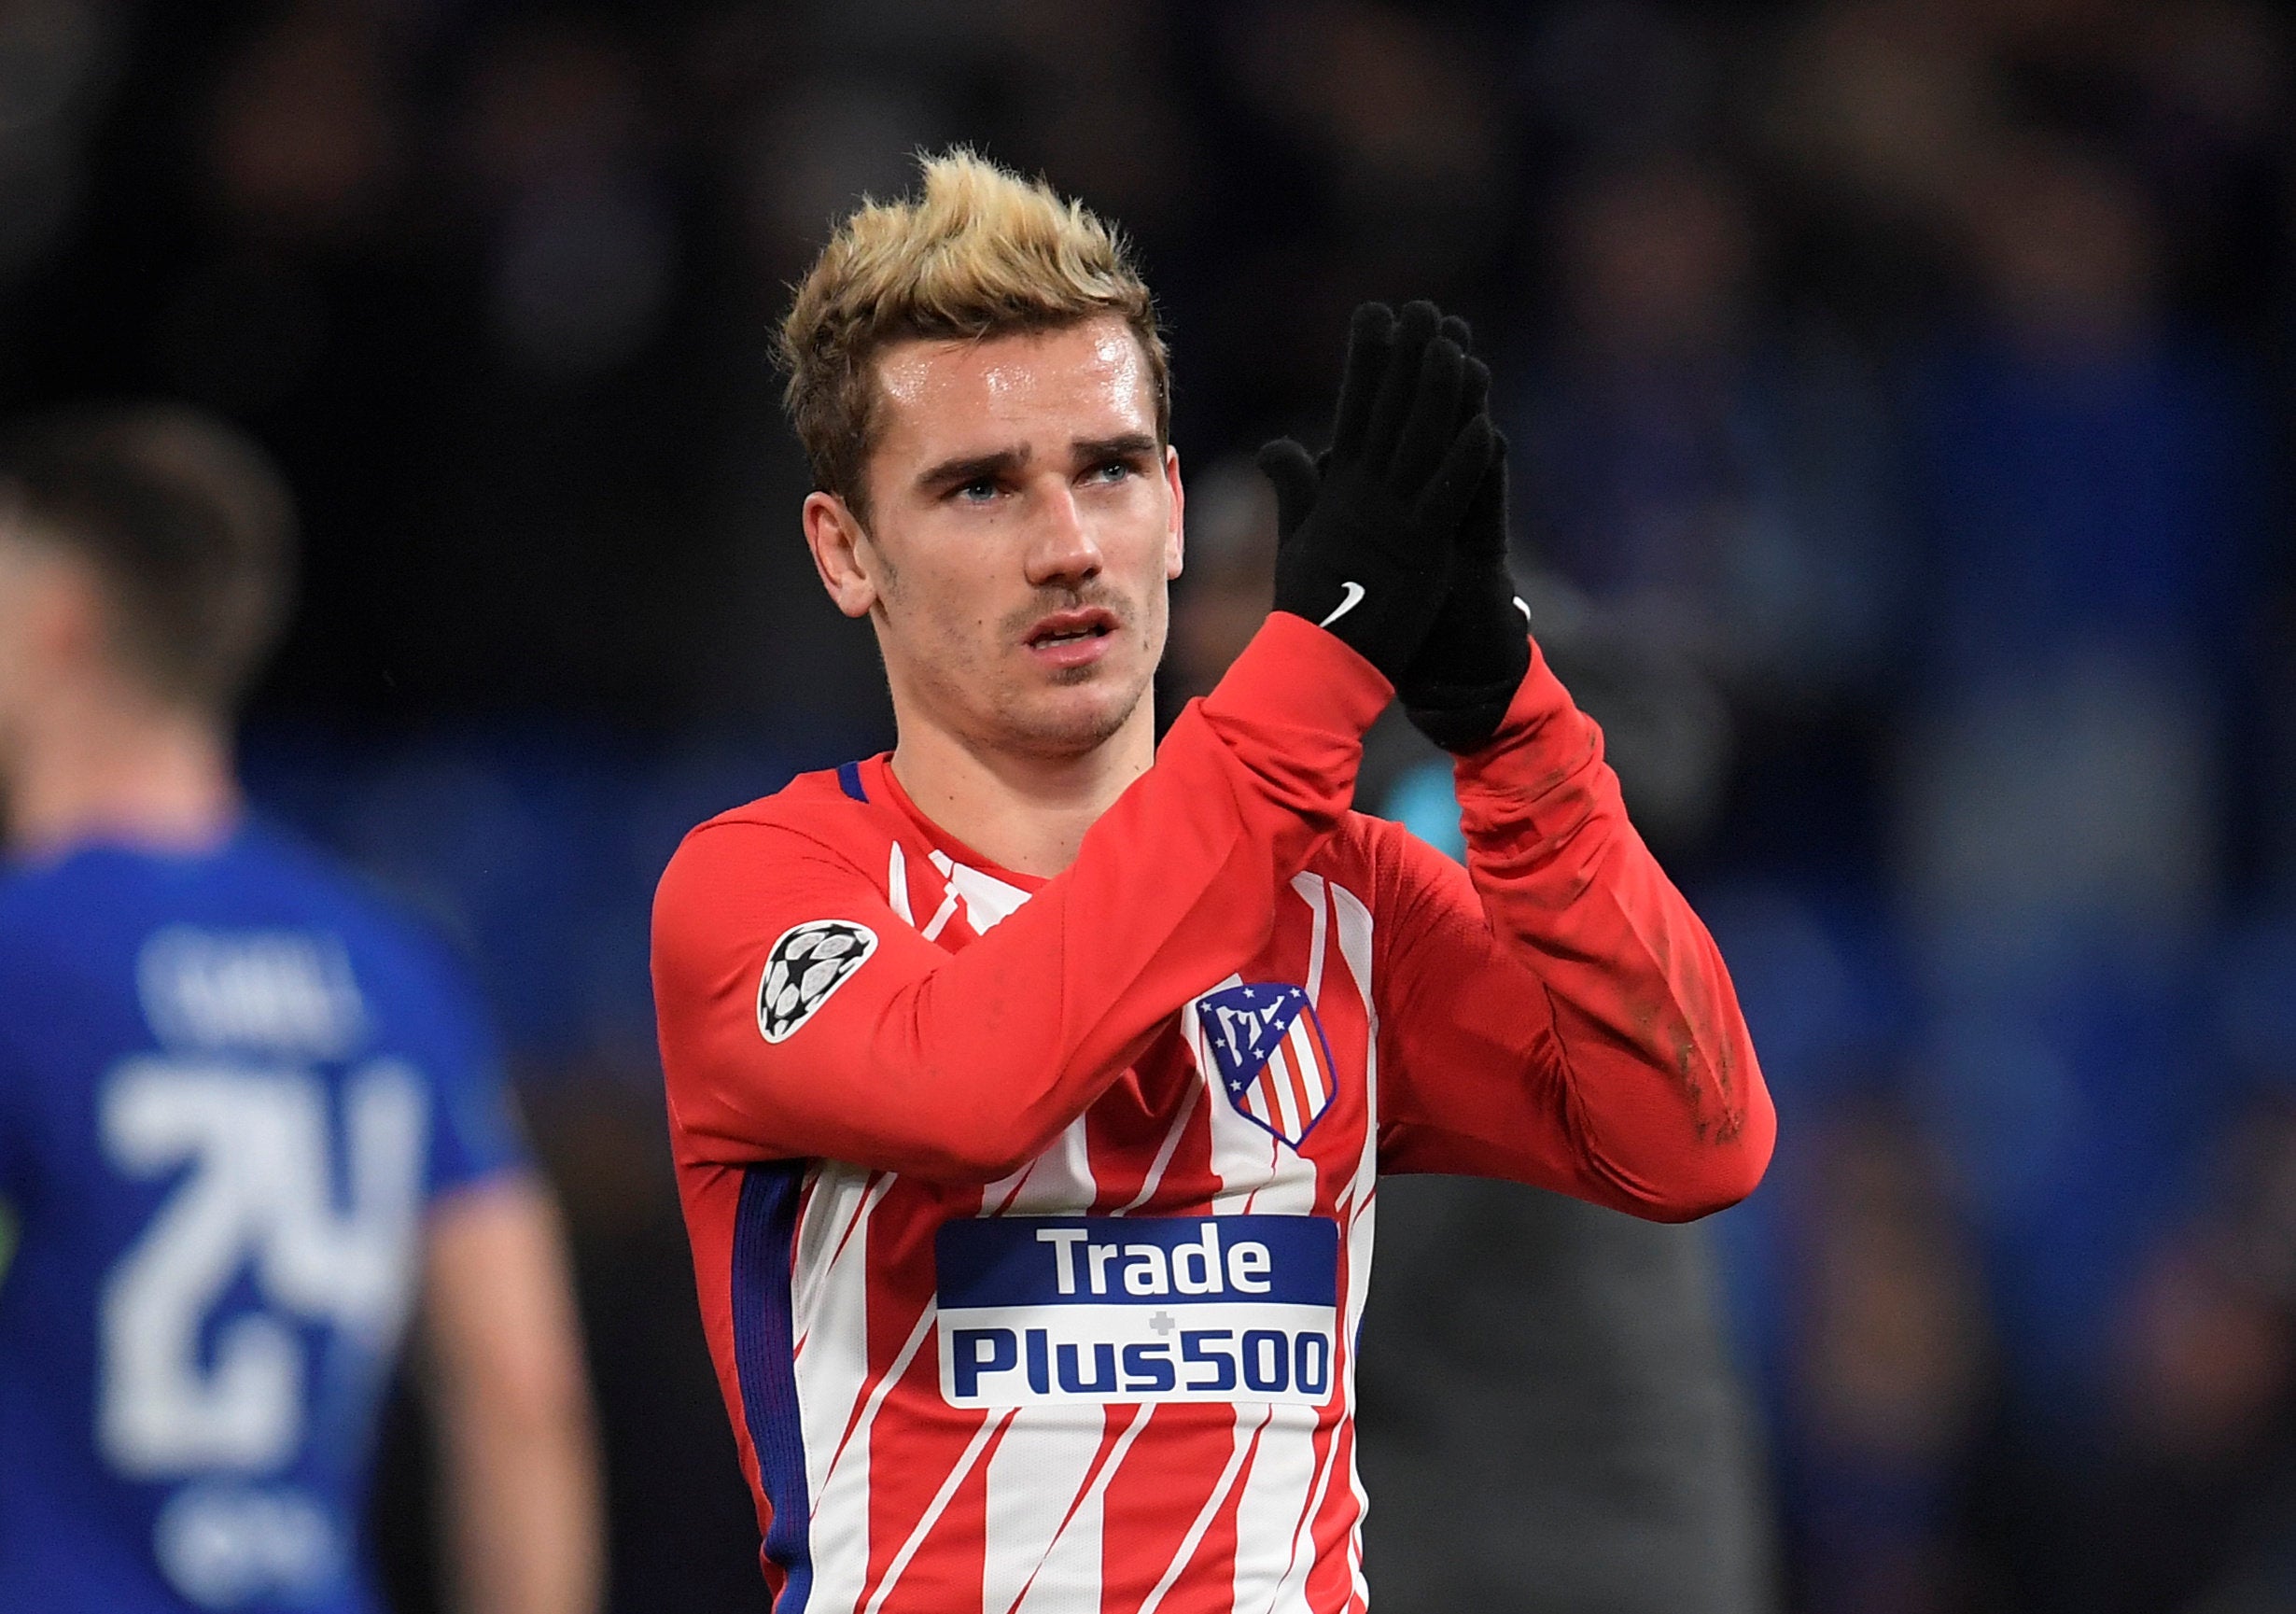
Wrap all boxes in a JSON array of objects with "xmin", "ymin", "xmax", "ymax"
[{"xmin": 779, "ymin": 148, "xmax": 1169, "ymax": 522}]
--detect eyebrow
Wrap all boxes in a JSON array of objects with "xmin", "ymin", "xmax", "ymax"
[
  {"xmin": 916, "ymin": 445, "xmax": 1029, "ymax": 496},
  {"xmin": 915, "ymin": 433, "xmax": 1160, "ymax": 497},
  {"xmin": 1072, "ymin": 432, "xmax": 1160, "ymax": 463}
]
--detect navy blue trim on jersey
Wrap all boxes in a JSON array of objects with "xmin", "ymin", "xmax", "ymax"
[
  {"xmin": 836, "ymin": 762, "xmax": 868, "ymax": 802},
  {"xmin": 733, "ymin": 1161, "xmax": 813, "ymax": 1610}
]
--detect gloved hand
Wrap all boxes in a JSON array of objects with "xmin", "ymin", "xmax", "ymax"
[
  {"xmin": 1396, "ymin": 427, "xmax": 1533, "ymax": 753},
  {"xmin": 1257, "ymin": 301, "xmax": 1494, "ymax": 683}
]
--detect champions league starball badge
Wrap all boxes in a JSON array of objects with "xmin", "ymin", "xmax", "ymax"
[{"xmin": 757, "ymin": 919, "xmax": 878, "ymax": 1043}]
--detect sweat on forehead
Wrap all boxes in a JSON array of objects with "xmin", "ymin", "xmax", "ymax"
[{"xmin": 871, "ymin": 319, "xmax": 1155, "ymax": 442}]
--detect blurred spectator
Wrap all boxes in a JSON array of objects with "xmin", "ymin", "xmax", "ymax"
[
  {"xmin": 1753, "ymin": 0, "xmax": 2004, "ymax": 320},
  {"xmin": 1197, "ymin": 0, "xmax": 1506, "ymax": 435},
  {"xmin": 1783, "ymin": 1105, "xmax": 1991, "ymax": 1614},
  {"xmin": 459, "ymin": 21, "xmax": 676, "ymax": 379},
  {"xmin": 206, "ymin": 4, "xmax": 408, "ymax": 251},
  {"xmin": 1359, "ymin": 1174, "xmax": 1776, "ymax": 1614},
  {"xmin": 1511, "ymin": 153, "xmax": 1904, "ymax": 867},
  {"xmin": 1921, "ymin": 133, "xmax": 2253, "ymax": 663}
]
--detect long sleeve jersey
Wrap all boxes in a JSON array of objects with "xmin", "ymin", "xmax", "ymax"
[{"xmin": 651, "ymin": 612, "xmax": 1774, "ymax": 1614}]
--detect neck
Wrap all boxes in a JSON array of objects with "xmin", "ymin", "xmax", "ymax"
[
  {"xmin": 6, "ymin": 694, "xmax": 241, "ymax": 862},
  {"xmin": 889, "ymin": 702, "xmax": 1156, "ymax": 878}
]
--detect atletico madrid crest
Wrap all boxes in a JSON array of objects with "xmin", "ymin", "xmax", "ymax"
[{"xmin": 1195, "ymin": 982, "xmax": 1339, "ymax": 1147}]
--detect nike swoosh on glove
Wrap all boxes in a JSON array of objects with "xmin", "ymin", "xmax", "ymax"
[{"xmin": 1258, "ymin": 301, "xmax": 1495, "ymax": 684}]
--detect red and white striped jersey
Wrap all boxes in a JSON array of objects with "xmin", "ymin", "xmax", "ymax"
[{"xmin": 651, "ymin": 614, "xmax": 1773, "ymax": 1613}]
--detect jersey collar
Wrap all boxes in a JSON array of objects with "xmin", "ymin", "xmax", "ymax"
[{"xmin": 856, "ymin": 754, "xmax": 1048, "ymax": 895}]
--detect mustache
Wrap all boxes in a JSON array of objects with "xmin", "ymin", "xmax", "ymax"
[{"xmin": 1000, "ymin": 586, "xmax": 1132, "ymax": 639}]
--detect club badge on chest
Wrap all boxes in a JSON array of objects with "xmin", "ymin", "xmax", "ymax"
[{"xmin": 1194, "ymin": 982, "xmax": 1338, "ymax": 1148}]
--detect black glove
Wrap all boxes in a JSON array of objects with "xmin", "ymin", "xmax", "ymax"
[
  {"xmin": 1396, "ymin": 428, "xmax": 1533, "ymax": 752},
  {"xmin": 1258, "ymin": 302, "xmax": 1494, "ymax": 683}
]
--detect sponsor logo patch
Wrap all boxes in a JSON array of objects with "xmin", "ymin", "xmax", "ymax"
[
  {"xmin": 757, "ymin": 919, "xmax": 877, "ymax": 1043},
  {"xmin": 935, "ymin": 1214, "xmax": 1340, "ymax": 1407},
  {"xmin": 1195, "ymin": 982, "xmax": 1338, "ymax": 1147}
]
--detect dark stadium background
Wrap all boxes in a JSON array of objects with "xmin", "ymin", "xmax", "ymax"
[{"xmin": 7, "ymin": 1, "xmax": 2294, "ymax": 1609}]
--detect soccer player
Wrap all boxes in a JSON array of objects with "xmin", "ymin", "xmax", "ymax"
[
  {"xmin": 0, "ymin": 408, "xmax": 604, "ymax": 1613},
  {"xmin": 651, "ymin": 151, "xmax": 1775, "ymax": 1613}
]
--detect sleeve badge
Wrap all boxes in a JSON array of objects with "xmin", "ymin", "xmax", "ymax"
[{"xmin": 757, "ymin": 919, "xmax": 879, "ymax": 1044}]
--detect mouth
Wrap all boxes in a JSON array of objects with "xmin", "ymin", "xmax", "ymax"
[{"xmin": 1023, "ymin": 607, "xmax": 1120, "ymax": 669}]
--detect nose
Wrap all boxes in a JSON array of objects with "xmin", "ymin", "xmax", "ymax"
[{"xmin": 1023, "ymin": 482, "xmax": 1102, "ymax": 591}]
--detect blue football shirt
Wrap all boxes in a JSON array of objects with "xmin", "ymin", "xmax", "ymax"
[{"xmin": 0, "ymin": 820, "xmax": 527, "ymax": 1612}]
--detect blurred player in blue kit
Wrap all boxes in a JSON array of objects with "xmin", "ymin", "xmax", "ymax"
[{"xmin": 0, "ymin": 407, "xmax": 604, "ymax": 1613}]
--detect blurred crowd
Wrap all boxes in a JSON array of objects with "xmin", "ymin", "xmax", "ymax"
[{"xmin": 6, "ymin": 0, "xmax": 2294, "ymax": 1609}]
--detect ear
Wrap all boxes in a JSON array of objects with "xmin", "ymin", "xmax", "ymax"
[
  {"xmin": 803, "ymin": 491, "xmax": 881, "ymax": 619},
  {"xmin": 1162, "ymin": 443, "xmax": 1185, "ymax": 582}
]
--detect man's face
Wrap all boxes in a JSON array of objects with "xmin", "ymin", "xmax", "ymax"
[{"xmin": 815, "ymin": 316, "xmax": 1183, "ymax": 761}]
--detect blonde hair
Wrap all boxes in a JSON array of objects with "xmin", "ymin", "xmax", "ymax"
[{"xmin": 779, "ymin": 148, "xmax": 1169, "ymax": 522}]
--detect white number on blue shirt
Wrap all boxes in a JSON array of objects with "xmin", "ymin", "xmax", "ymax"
[{"xmin": 98, "ymin": 1059, "xmax": 427, "ymax": 1477}]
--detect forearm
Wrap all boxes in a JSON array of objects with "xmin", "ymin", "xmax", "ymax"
[
  {"xmin": 657, "ymin": 613, "xmax": 1393, "ymax": 1180},
  {"xmin": 1448, "ymin": 639, "xmax": 1772, "ymax": 1200},
  {"xmin": 437, "ymin": 1394, "xmax": 603, "ymax": 1614},
  {"xmin": 425, "ymin": 1182, "xmax": 605, "ymax": 1614}
]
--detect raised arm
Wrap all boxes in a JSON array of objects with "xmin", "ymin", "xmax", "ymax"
[
  {"xmin": 1375, "ymin": 639, "xmax": 1774, "ymax": 1220},
  {"xmin": 421, "ymin": 1177, "xmax": 605, "ymax": 1614},
  {"xmin": 651, "ymin": 615, "xmax": 1389, "ymax": 1183}
]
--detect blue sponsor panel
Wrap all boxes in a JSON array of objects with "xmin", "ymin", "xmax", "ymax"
[{"xmin": 935, "ymin": 1215, "xmax": 1339, "ymax": 1408}]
